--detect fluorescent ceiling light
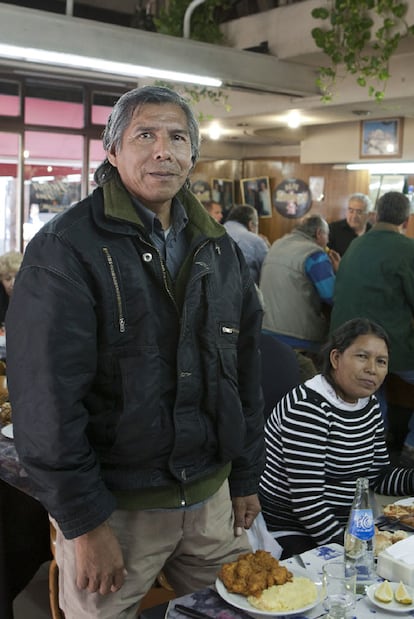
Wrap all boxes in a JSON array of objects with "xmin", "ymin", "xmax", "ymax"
[
  {"xmin": 0, "ymin": 43, "xmax": 222, "ymax": 88},
  {"xmin": 347, "ymin": 162, "xmax": 414, "ymax": 174}
]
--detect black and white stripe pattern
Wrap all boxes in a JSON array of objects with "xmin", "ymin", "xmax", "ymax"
[{"xmin": 259, "ymin": 375, "xmax": 414, "ymax": 545}]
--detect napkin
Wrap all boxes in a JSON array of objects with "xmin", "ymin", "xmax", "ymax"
[{"xmin": 385, "ymin": 535, "xmax": 414, "ymax": 565}]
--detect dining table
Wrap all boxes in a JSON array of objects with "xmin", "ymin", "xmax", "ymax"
[
  {"xmin": 139, "ymin": 542, "xmax": 414, "ymax": 619},
  {"xmin": 0, "ymin": 423, "xmax": 52, "ymax": 619}
]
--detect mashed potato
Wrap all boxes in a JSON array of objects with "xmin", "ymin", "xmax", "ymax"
[{"xmin": 248, "ymin": 576, "xmax": 317, "ymax": 612}]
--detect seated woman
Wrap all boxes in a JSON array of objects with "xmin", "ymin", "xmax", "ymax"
[
  {"xmin": 0, "ymin": 251, "xmax": 23, "ymax": 324},
  {"xmin": 259, "ymin": 317, "xmax": 414, "ymax": 559}
]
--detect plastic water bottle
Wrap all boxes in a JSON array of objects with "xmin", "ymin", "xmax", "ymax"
[{"xmin": 344, "ymin": 477, "xmax": 375, "ymax": 593}]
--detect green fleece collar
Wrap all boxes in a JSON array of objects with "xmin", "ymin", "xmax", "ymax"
[{"xmin": 103, "ymin": 177, "xmax": 226, "ymax": 241}]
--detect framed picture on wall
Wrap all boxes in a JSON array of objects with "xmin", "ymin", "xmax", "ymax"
[
  {"xmin": 360, "ymin": 118, "xmax": 403, "ymax": 158},
  {"xmin": 240, "ymin": 177, "xmax": 272, "ymax": 217},
  {"xmin": 211, "ymin": 178, "xmax": 234, "ymax": 218}
]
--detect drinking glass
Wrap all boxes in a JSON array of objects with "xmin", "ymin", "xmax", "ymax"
[{"xmin": 322, "ymin": 560, "xmax": 356, "ymax": 619}]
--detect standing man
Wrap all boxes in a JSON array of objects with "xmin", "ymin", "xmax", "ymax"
[
  {"xmin": 260, "ymin": 214, "xmax": 340, "ymax": 378},
  {"xmin": 330, "ymin": 191, "xmax": 414, "ymax": 467},
  {"xmin": 6, "ymin": 86, "xmax": 264, "ymax": 618},
  {"xmin": 328, "ymin": 192, "xmax": 372, "ymax": 255},
  {"xmin": 224, "ymin": 204, "xmax": 269, "ymax": 284}
]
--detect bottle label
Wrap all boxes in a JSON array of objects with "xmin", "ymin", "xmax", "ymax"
[{"xmin": 348, "ymin": 509, "xmax": 374, "ymax": 541}]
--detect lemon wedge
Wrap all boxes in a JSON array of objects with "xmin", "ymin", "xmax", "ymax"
[
  {"xmin": 395, "ymin": 581, "xmax": 413, "ymax": 605},
  {"xmin": 375, "ymin": 580, "xmax": 393, "ymax": 603}
]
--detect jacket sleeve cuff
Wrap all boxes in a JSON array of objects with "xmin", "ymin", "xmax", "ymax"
[{"xmin": 51, "ymin": 492, "xmax": 117, "ymax": 539}]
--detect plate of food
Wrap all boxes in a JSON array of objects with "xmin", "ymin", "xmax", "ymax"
[
  {"xmin": 367, "ymin": 580, "xmax": 414, "ymax": 613},
  {"xmin": 1, "ymin": 423, "xmax": 13, "ymax": 439},
  {"xmin": 383, "ymin": 499, "xmax": 414, "ymax": 530},
  {"xmin": 216, "ymin": 550, "xmax": 322, "ymax": 616}
]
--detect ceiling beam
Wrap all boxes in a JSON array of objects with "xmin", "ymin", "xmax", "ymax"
[{"xmin": 0, "ymin": 3, "xmax": 319, "ymax": 97}]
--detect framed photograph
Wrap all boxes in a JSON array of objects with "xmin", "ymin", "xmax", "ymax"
[
  {"xmin": 309, "ymin": 176, "xmax": 325, "ymax": 202},
  {"xmin": 360, "ymin": 118, "xmax": 403, "ymax": 158},
  {"xmin": 211, "ymin": 178, "xmax": 234, "ymax": 218},
  {"xmin": 190, "ymin": 179, "xmax": 211, "ymax": 202},
  {"xmin": 240, "ymin": 176, "xmax": 272, "ymax": 217}
]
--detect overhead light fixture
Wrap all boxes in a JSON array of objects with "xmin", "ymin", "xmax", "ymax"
[
  {"xmin": 286, "ymin": 110, "xmax": 301, "ymax": 129},
  {"xmin": 347, "ymin": 162, "xmax": 414, "ymax": 174},
  {"xmin": 0, "ymin": 43, "xmax": 222, "ymax": 88},
  {"xmin": 207, "ymin": 121, "xmax": 222, "ymax": 140}
]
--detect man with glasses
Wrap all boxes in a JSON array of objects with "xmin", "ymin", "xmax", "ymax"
[{"xmin": 328, "ymin": 193, "xmax": 372, "ymax": 256}]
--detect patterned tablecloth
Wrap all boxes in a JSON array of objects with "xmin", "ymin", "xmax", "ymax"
[
  {"xmin": 0, "ymin": 425, "xmax": 34, "ymax": 495},
  {"xmin": 165, "ymin": 543, "xmax": 414, "ymax": 619}
]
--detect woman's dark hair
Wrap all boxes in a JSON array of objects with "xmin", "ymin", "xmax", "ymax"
[{"xmin": 321, "ymin": 318, "xmax": 390, "ymax": 377}]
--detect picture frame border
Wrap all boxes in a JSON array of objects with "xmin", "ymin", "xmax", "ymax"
[
  {"xmin": 360, "ymin": 117, "xmax": 403, "ymax": 159},
  {"xmin": 240, "ymin": 176, "xmax": 272, "ymax": 218}
]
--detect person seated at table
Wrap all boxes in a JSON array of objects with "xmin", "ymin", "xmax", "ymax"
[
  {"xmin": 259, "ymin": 317, "xmax": 414, "ymax": 559},
  {"xmin": 0, "ymin": 250, "xmax": 23, "ymax": 324},
  {"xmin": 224, "ymin": 204, "xmax": 269, "ymax": 285},
  {"xmin": 201, "ymin": 200, "xmax": 223, "ymax": 223}
]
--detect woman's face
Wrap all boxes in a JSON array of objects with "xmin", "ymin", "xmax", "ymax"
[
  {"xmin": 330, "ymin": 334, "xmax": 389, "ymax": 403},
  {"xmin": 1, "ymin": 272, "xmax": 17, "ymax": 297}
]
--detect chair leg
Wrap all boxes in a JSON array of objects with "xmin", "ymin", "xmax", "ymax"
[{"xmin": 49, "ymin": 558, "xmax": 65, "ymax": 619}]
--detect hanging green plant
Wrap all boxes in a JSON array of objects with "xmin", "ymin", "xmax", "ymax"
[
  {"xmin": 311, "ymin": 0, "xmax": 414, "ymax": 102},
  {"xmin": 155, "ymin": 81, "xmax": 231, "ymax": 122},
  {"xmin": 154, "ymin": 0, "xmax": 227, "ymax": 44}
]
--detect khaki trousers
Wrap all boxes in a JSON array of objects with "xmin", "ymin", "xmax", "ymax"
[{"xmin": 54, "ymin": 481, "xmax": 251, "ymax": 618}]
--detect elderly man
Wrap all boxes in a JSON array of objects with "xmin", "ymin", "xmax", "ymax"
[
  {"xmin": 331, "ymin": 191, "xmax": 414, "ymax": 468},
  {"xmin": 6, "ymin": 86, "xmax": 264, "ymax": 618},
  {"xmin": 224, "ymin": 204, "xmax": 269, "ymax": 284},
  {"xmin": 328, "ymin": 192, "xmax": 372, "ymax": 255},
  {"xmin": 260, "ymin": 214, "xmax": 340, "ymax": 377}
]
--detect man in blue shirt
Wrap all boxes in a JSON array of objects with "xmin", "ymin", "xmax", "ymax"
[{"xmin": 260, "ymin": 215, "xmax": 340, "ymax": 376}]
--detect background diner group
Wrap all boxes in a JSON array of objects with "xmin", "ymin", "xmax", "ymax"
[{"xmin": 2, "ymin": 85, "xmax": 414, "ymax": 618}]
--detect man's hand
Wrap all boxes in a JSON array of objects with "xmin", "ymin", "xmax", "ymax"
[
  {"xmin": 328, "ymin": 248, "xmax": 341, "ymax": 272},
  {"xmin": 231, "ymin": 494, "xmax": 261, "ymax": 536},
  {"xmin": 74, "ymin": 521, "xmax": 126, "ymax": 595}
]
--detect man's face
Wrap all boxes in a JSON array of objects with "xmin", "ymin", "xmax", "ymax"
[
  {"xmin": 210, "ymin": 202, "xmax": 223, "ymax": 223},
  {"xmin": 107, "ymin": 103, "xmax": 193, "ymax": 211},
  {"xmin": 346, "ymin": 198, "xmax": 369, "ymax": 233},
  {"xmin": 316, "ymin": 223, "xmax": 329, "ymax": 248}
]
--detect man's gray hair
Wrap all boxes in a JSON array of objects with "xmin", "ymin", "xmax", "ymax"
[
  {"xmin": 94, "ymin": 86, "xmax": 200, "ymax": 186},
  {"xmin": 296, "ymin": 214, "xmax": 327, "ymax": 239},
  {"xmin": 348, "ymin": 193, "xmax": 372, "ymax": 212},
  {"xmin": 226, "ymin": 204, "xmax": 257, "ymax": 229},
  {"xmin": 376, "ymin": 191, "xmax": 410, "ymax": 225}
]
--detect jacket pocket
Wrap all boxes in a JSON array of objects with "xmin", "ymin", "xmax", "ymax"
[{"xmin": 216, "ymin": 347, "xmax": 246, "ymax": 461}]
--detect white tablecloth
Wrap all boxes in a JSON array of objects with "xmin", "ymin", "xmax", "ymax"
[
  {"xmin": 167, "ymin": 543, "xmax": 414, "ymax": 619},
  {"xmin": 282, "ymin": 543, "xmax": 414, "ymax": 619}
]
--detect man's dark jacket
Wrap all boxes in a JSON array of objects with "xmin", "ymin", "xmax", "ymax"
[
  {"xmin": 6, "ymin": 181, "xmax": 265, "ymax": 539},
  {"xmin": 328, "ymin": 218, "xmax": 371, "ymax": 256}
]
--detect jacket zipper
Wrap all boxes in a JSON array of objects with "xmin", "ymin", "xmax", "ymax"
[
  {"xmin": 133, "ymin": 234, "xmax": 178, "ymax": 312},
  {"xmin": 221, "ymin": 326, "xmax": 240, "ymax": 335},
  {"xmin": 102, "ymin": 247, "xmax": 126, "ymax": 333}
]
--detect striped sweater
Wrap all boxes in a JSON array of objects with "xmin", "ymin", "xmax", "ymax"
[{"xmin": 259, "ymin": 375, "xmax": 414, "ymax": 546}]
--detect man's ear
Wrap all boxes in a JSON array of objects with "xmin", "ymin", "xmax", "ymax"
[{"xmin": 107, "ymin": 150, "xmax": 117, "ymax": 167}]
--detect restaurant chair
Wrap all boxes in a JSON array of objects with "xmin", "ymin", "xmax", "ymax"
[
  {"xmin": 260, "ymin": 332, "xmax": 301, "ymax": 420},
  {"xmin": 49, "ymin": 522, "xmax": 64, "ymax": 619},
  {"xmin": 48, "ymin": 522, "xmax": 176, "ymax": 618}
]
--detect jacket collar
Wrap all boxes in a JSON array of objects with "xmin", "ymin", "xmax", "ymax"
[
  {"xmin": 98, "ymin": 177, "xmax": 226, "ymax": 242},
  {"xmin": 372, "ymin": 222, "xmax": 401, "ymax": 233}
]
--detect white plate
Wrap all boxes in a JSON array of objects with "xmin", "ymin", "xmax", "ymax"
[
  {"xmin": 367, "ymin": 582, "xmax": 414, "ymax": 613},
  {"xmin": 215, "ymin": 576, "xmax": 322, "ymax": 617},
  {"xmin": 395, "ymin": 498, "xmax": 414, "ymax": 508},
  {"xmin": 1, "ymin": 423, "xmax": 13, "ymax": 439}
]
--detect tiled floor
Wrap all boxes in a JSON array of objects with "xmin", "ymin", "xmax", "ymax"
[{"xmin": 13, "ymin": 561, "xmax": 51, "ymax": 619}]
